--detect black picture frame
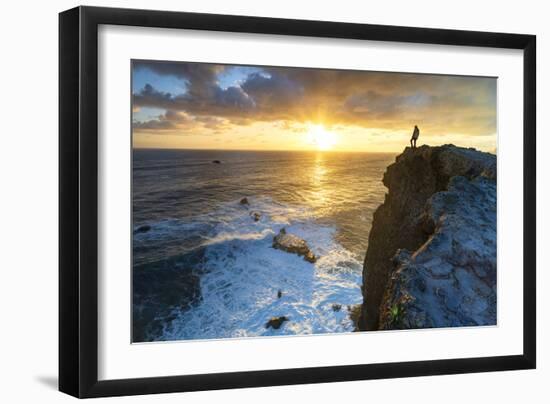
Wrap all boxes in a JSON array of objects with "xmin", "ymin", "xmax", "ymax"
[{"xmin": 59, "ymin": 6, "xmax": 536, "ymax": 398}]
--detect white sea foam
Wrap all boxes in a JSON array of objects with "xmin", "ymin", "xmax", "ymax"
[{"xmin": 160, "ymin": 197, "xmax": 363, "ymax": 341}]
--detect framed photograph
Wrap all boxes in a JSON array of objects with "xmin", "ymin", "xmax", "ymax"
[{"xmin": 59, "ymin": 6, "xmax": 536, "ymax": 398}]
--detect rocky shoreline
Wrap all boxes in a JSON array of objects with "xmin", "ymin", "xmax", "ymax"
[
  {"xmin": 134, "ymin": 145, "xmax": 497, "ymax": 341},
  {"xmin": 359, "ymin": 145, "xmax": 497, "ymax": 331}
]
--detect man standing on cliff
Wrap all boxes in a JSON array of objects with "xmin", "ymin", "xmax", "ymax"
[{"xmin": 410, "ymin": 125, "xmax": 420, "ymax": 149}]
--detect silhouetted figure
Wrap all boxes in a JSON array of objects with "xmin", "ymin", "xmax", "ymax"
[{"xmin": 410, "ymin": 125, "xmax": 420, "ymax": 149}]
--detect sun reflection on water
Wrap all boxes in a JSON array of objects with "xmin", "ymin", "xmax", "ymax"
[{"xmin": 308, "ymin": 152, "xmax": 333, "ymax": 217}]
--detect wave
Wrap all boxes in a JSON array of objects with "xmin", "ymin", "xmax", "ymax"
[{"xmin": 145, "ymin": 196, "xmax": 363, "ymax": 341}]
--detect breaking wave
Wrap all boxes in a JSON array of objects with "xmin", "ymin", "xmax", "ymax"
[{"xmin": 138, "ymin": 197, "xmax": 363, "ymax": 341}]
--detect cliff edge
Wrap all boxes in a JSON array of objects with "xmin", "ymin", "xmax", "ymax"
[{"xmin": 359, "ymin": 144, "xmax": 497, "ymax": 330}]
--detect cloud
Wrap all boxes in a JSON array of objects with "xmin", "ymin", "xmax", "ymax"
[
  {"xmin": 133, "ymin": 110, "xmax": 195, "ymax": 131},
  {"xmin": 132, "ymin": 61, "xmax": 496, "ymax": 136},
  {"xmin": 133, "ymin": 84, "xmax": 256, "ymax": 119},
  {"xmin": 133, "ymin": 60, "xmax": 223, "ymax": 98},
  {"xmin": 241, "ymin": 72, "xmax": 303, "ymax": 107}
]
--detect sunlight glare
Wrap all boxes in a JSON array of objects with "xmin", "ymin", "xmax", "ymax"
[{"xmin": 307, "ymin": 124, "xmax": 338, "ymax": 151}]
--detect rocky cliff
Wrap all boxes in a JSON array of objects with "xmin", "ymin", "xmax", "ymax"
[{"xmin": 359, "ymin": 145, "xmax": 497, "ymax": 331}]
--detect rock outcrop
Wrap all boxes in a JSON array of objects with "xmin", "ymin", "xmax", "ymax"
[
  {"xmin": 134, "ymin": 224, "xmax": 151, "ymax": 234},
  {"xmin": 273, "ymin": 228, "xmax": 317, "ymax": 263},
  {"xmin": 359, "ymin": 145, "xmax": 496, "ymax": 331},
  {"xmin": 265, "ymin": 316, "xmax": 289, "ymax": 329}
]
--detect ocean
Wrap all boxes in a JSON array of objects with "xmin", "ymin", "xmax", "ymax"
[{"xmin": 132, "ymin": 149, "xmax": 395, "ymax": 342}]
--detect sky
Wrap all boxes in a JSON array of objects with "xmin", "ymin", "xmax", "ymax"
[{"xmin": 132, "ymin": 60, "xmax": 497, "ymax": 153}]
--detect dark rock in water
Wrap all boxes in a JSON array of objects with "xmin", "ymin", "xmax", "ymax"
[
  {"xmin": 251, "ymin": 212, "xmax": 261, "ymax": 222},
  {"xmin": 332, "ymin": 304, "xmax": 342, "ymax": 312},
  {"xmin": 239, "ymin": 197, "xmax": 249, "ymax": 205},
  {"xmin": 348, "ymin": 304, "xmax": 362, "ymax": 331},
  {"xmin": 265, "ymin": 316, "xmax": 289, "ymax": 329},
  {"xmin": 272, "ymin": 228, "xmax": 317, "ymax": 263},
  {"xmin": 277, "ymin": 290, "xmax": 282, "ymax": 299},
  {"xmin": 212, "ymin": 160, "xmax": 221, "ymax": 164},
  {"xmin": 359, "ymin": 144, "xmax": 496, "ymax": 331},
  {"xmin": 134, "ymin": 225, "xmax": 151, "ymax": 234}
]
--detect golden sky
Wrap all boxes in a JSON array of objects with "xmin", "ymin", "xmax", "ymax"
[{"xmin": 132, "ymin": 60, "xmax": 497, "ymax": 153}]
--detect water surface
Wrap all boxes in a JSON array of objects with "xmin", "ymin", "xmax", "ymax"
[{"xmin": 132, "ymin": 149, "xmax": 394, "ymax": 342}]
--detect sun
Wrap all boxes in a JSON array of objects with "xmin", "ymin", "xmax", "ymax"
[{"xmin": 306, "ymin": 124, "xmax": 338, "ymax": 151}]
